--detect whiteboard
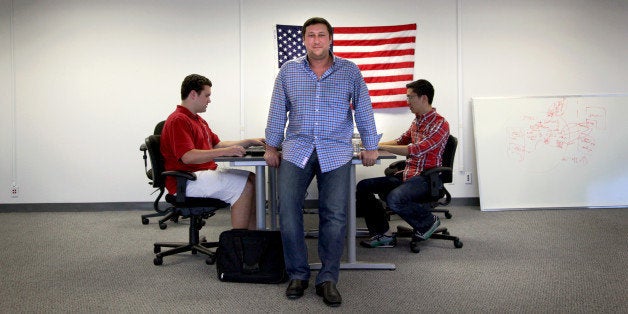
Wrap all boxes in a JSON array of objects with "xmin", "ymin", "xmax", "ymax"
[{"xmin": 472, "ymin": 95, "xmax": 628, "ymax": 211}]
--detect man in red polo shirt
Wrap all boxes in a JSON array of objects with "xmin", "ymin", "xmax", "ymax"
[
  {"xmin": 160, "ymin": 74, "xmax": 263, "ymax": 229},
  {"xmin": 356, "ymin": 79, "xmax": 450, "ymax": 248}
]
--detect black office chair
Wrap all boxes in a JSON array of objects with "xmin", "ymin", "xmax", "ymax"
[
  {"xmin": 385, "ymin": 135, "xmax": 463, "ymax": 253},
  {"xmin": 140, "ymin": 121, "xmax": 178, "ymax": 228},
  {"xmin": 142, "ymin": 130, "xmax": 229, "ymax": 265}
]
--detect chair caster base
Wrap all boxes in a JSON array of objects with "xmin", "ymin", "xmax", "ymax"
[
  {"xmin": 410, "ymin": 241, "xmax": 421, "ymax": 253},
  {"xmin": 454, "ymin": 239, "xmax": 463, "ymax": 248}
]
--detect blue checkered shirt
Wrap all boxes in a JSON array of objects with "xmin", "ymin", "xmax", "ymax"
[{"xmin": 265, "ymin": 54, "xmax": 379, "ymax": 172}]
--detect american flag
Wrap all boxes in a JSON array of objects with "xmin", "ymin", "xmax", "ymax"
[{"xmin": 276, "ymin": 23, "xmax": 417, "ymax": 109}]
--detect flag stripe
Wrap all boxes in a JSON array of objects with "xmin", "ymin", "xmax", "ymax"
[
  {"xmin": 333, "ymin": 49, "xmax": 415, "ymax": 59},
  {"xmin": 350, "ymin": 55, "xmax": 414, "ymax": 65},
  {"xmin": 372, "ymin": 100, "xmax": 409, "ymax": 108},
  {"xmin": 364, "ymin": 74, "xmax": 414, "ymax": 83},
  {"xmin": 333, "ymin": 37, "xmax": 415, "ymax": 47},
  {"xmin": 358, "ymin": 62, "xmax": 415, "ymax": 71},
  {"xmin": 372, "ymin": 94, "xmax": 407, "ymax": 102},
  {"xmin": 369, "ymin": 87, "xmax": 408, "ymax": 97},
  {"xmin": 332, "ymin": 42, "xmax": 416, "ymax": 53},
  {"xmin": 334, "ymin": 24, "xmax": 417, "ymax": 34},
  {"xmin": 367, "ymin": 81, "xmax": 413, "ymax": 91},
  {"xmin": 333, "ymin": 30, "xmax": 417, "ymax": 40},
  {"xmin": 361, "ymin": 68, "xmax": 414, "ymax": 77}
]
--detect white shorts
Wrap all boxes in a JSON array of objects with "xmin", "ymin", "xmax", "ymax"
[{"xmin": 185, "ymin": 168, "xmax": 250, "ymax": 205}]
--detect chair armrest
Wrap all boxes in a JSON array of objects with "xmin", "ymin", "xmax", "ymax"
[
  {"xmin": 384, "ymin": 160, "xmax": 406, "ymax": 178},
  {"xmin": 162, "ymin": 171, "xmax": 197, "ymax": 203},
  {"xmin": 140, "ymin": 143, "xmax": 150, "ymax": 179},
  {"xmin": 421, "ymin": 166, "xmax": 452, "ymax": 177},
  {"xmin": 162, "ymin": 170, "xmax": 197, "ymax": 181},
  {"xmin": 420, "ymin": 167, "xmax": 452, "ymax": 198}
]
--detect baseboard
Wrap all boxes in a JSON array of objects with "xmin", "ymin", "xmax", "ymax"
[
  {"xmin": 450, "ymin": 197, "xmax": 480, "ymax": 206},
  {"xmin": 0, "ymin": 198, "xmax": 480, "ymax": 212},
  {"xmin": 0, "ymin": 202, "xmax": 155, "ymax": 212}
]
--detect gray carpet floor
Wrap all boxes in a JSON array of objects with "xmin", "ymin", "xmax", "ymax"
[{"xmin": 0, "ymin": 206, "xmax": 626, "ymax": 313}]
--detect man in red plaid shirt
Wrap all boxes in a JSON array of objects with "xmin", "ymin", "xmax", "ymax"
[{"xmin": 357, "ymin": 79, "xmax": 450, "ymax": 248}]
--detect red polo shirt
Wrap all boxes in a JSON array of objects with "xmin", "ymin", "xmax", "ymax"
[{"xmin": 160, "ymin": 105, "xmax": 220, "ymax": 194}]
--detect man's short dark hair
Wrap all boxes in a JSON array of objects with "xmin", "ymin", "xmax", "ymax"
[
  {"xmin": 302, "ymin": 17, "xmax": 333, "ymax": 38},
  {"xmin": 406, "ymin": 79, "xmax": 434, "ymax": 104},
  {"xmin": 181, "ymin": 74, "xmax": 212, "ymax": 100}
]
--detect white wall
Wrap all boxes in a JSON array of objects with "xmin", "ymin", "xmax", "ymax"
[
  {"xmin": 1, "ymin": 0, "xmax": 626, "ymax": 204},
  {"xmin": 1, "ymin": 0, "xmax": 243, "ymax": 203}
]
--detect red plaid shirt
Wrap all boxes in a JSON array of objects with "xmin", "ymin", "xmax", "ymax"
[{"xmin": 396, "ymin": 108, "xmax": 449, "ymax": 181}]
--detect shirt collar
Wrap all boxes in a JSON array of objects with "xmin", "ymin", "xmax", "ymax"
[
  {"xmin": 416, "ymin": 108, "xmax": 437, "ymax": 120},
  {"xmin": 301, "ymin": 51, "xmax": 337, "ymax": 68},
  {"xmin": 176, "ymin": 105, "xmax": 199, "ymax": 120}
]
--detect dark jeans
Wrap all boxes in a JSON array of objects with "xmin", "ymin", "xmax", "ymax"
[
  {"xmin": 278, "ymin": 152, "xmax": 350, "ymax": 285},
  {"xmin": 356, "ymin": 175, "xmax": 435, "ymax": 235}
]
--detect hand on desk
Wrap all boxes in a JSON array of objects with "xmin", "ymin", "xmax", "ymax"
[
  {"xmin": 213, "ymin": 138, "xmax": 266, "ymax": 157},
  {"xmin": 264, "ymin": 146, "xmax": 281, "ymax": 168},
  {"xmin": 358, "ymin": 149, "xmax": 379, "ymax": 167},
  {"xmin": 222, "ymin": 145, "xmax": 247, "ymax": 157}
]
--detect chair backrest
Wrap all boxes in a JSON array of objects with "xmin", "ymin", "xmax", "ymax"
[
  {"xmin": 145, "ymin": 134, "xmax": 166, "ymax": 189},
  {"xmin": 440, "ymin": 135, "xmax": 458, "ymax": 183},
  {"xmin": 154, "ymin": 120, "xmax": 165, "ymax": 135}
]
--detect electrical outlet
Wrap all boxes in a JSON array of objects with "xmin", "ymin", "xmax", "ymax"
[
  {"xmin": 464, "ymin": 172, "xmax": 472, "ymax": 184},
  {"xmin": 11, "ymin": 184, "xmax": 19, "ymax": 198}
]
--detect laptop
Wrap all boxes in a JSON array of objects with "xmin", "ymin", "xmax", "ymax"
[{"xmin": 245, "ymin": 145, "xmax": 266, "ymax": 156}]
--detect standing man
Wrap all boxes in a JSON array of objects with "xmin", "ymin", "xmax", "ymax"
[
  {"xmin": 161, "ymin": 74, "xmax": 263, "ymax": 230},
  {"xmin": 357, "ymin": 79, "xmax": 449, "ymax": 248},
  {"xmin": 264, "ymin": 17, "xmax": 379, "ymax": 307}
]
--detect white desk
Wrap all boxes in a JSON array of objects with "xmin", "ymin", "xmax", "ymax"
[{"xmin": 216, "ymin": 152, "xmax": 397, "ymax": 270}]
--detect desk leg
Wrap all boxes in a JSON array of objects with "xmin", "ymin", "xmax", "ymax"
[
  {"xmin": 347, "ymin": 165, "xmax": 358, "ymax": 263},
  {"xmin": 255, "ymin": 165, "xmax": 266, "ymax": 230},
  {"xmin": 310, "ymin": 164, "xmax": 396, "ymax": 271},
  {"xmin": 268, "ymin": 167, "xmax": 278, "ymax": 230}
]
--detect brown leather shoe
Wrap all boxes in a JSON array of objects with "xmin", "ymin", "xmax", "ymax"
[
  {"xmin": 286, "ymin": 279, "xmax": 308, "ymax": 299},
  {"xmin": 315, "ymin": 281, "xmax": 342, "ymax": 307}
]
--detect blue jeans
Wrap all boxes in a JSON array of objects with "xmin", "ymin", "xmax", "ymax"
[
  {"xmin": 278, "ymin": 151, "xmax": 350, "ymax": 285},
  {"xmin": 357, "ymin": 175, "xmax": 435, "ymax": 234}
]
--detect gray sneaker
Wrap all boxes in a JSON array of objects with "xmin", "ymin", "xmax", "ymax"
[
  {"xmin": 360, "ymin": 234, "xmax": 397, "ymax": 248},
  {"xmin": 414, "ymin": 216, "xmax": 441, "ymax": 240}
]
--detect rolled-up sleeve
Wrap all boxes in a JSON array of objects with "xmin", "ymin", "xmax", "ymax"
[
  {"xmin": 352, "ymin": 70, "xmax": 379, "ymax": 150},
  {"xmin": 265, "ymin": 70, "xmax": 288, "ymax": 148}
]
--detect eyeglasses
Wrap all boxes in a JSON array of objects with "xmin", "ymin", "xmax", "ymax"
[{"xmin": 406, "ymin": 94, "xmax": 420, "ymax": 100}]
